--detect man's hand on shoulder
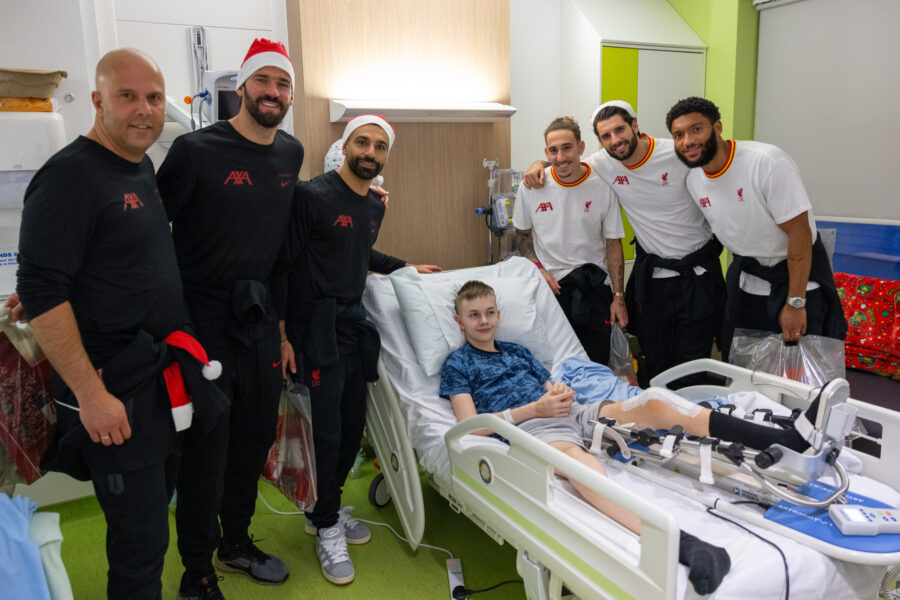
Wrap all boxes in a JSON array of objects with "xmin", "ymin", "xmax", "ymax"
[
  {"xmin": 372, "ymin": 185, "xmax": 389, "ymax": 208},
  {"xmin": 523, "ymin": 161, "xmax": 548, "ymax": 190}
]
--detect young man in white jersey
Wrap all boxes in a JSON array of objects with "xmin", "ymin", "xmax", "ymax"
[
  {"xmin": 666, "ymin": 97, "xmax": 847, "ymax": 356},
  {"xmin": 513, "ymin": 116, "xmax": 626, "ymax": 364},
  {"xmin": 524, "ymin": 101, "xmax": 726, "ymax": 381}
]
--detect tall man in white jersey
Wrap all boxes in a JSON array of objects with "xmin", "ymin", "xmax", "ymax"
[
  {"xmin": 666, "ymin": 97, "xmax": 847, "ymax": 356},
  {"xmin": 524, "ymin": 102, "xmax": 725, "ymax": 382},
  {"xmin": 513, "ymin": 116, "xmax": 626, "ymax": 364}
]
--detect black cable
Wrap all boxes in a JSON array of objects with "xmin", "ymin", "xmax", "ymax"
[
  {"xmin": 707, "ymin": 498, "xmax": 789, "ymax": 600},
  {"xmin": 452, "ymin": 578, "xmax": 523, "ymax": 599}
]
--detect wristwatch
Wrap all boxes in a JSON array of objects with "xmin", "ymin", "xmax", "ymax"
[{"xmin": 786, "ymin": 296, "xmax": 806, "ymax": 308}]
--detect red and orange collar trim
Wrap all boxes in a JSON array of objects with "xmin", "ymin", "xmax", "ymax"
[
  {"xmin": 551, "ymin": 163, "xmax": 592, "ymax": 187},
  {"xmin": 704, "ymin": 140, "xmax": 736, "ymax": 179},
  {"xmin": 626, "ymin": 134, "xmax": 655, "ymax": 170}
]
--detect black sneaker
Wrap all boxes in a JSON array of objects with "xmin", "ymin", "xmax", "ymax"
[
  {"xmin": 178, "ymin": 573, "xmax": 225, "ymax": 600},
  {"xmin": 214, "ymin": 536, "xmax": 289, "ymax": 585}
]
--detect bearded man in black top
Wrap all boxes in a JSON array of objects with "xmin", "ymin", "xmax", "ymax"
[
  {"xmin": 274, "ymin": 115, "xmax": 438, "ymax": 586},
  {"xmin": 156, "ymin": 39, "xmax": 303, "ymax": 599}
]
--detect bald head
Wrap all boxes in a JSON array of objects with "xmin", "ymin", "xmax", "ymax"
[
  {"xmin": 95, "ymin": 48, "xmax": 163, "ymax": 91},
  {"xmin": 87, "ymin": 48, "xmax": 166, "ymax": 162}
]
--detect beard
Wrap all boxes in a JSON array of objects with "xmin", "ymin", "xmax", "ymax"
[
  {"xmin": 346, "ymin": 153, "xmax": 383, "ymax": 180},
  {"xmin": 607, "ymin": 130, "xmax": 639, "ymax": 162},
  {"xmin": 244, "ymin": 93, "xmax": 288, "ymax": 128},
  {"xmin": 676, "ymin": 132, "xmax": 718, "ymax": 168}
]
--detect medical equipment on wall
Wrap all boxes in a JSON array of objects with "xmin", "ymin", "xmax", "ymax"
[
  {"xmin": 165, "ymin": 25, "xmax": 240, "ymax": 131},
  {"xmin": 474, "ymin": 159, "xmax": 520, "ymax": 264}
]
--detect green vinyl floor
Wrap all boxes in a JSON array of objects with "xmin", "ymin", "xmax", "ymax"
[{"xmin": 47, "ymin": 459, "xmax": 524, "ymax": 599}]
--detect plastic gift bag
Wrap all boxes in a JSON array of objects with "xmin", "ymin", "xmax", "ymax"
[
  {"xmin": 729, "ymin": 328, "xmax": 845, "ymax": 386},
  {"xmin": 261, "ymin": 378, "xmax": 317, "ymax": 511},
  {"xmin": 0, "ymin": 325, "xmax": 55, "ymax": 486},
  {"xmin": 608, "ymin": 324, "xmax": 639, "ymax": 386}
]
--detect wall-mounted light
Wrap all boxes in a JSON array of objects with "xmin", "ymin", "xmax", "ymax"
[{"xmin": 329, "ymin": 99, "xmax": 517, "ymax": 123}]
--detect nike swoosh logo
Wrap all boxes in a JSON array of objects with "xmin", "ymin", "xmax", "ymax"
[
  {"xmin": 272, "ymin": 361, "xmax": 281, "ymax": 368},
  {"xmin": 280, "ymin": 180, "xmax": 291, "ymax": 187}
]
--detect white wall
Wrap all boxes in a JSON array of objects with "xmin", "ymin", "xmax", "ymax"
[
  {"xmin": 755, "ymin": 0, "xmax": 900, "ymax": 223},
  {"xmin": 510, "ymin": 0, "xmax": 560, "ymax": 171}
]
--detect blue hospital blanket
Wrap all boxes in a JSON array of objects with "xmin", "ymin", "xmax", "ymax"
[
  {"xmin": 0, "ymin": 494, "xmax": 51, "ymax": 599},
  {"xmin": 550, "ymin": 356, "xmax": 726, "ymax": 407}
]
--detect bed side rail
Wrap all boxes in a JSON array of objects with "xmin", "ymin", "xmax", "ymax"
[
  {"xmin": 365, "ymin": 356, "xmax": 425, "ymax": 550},
  {"xmin": 446, "ymin": 415, "xmax": 679, "ymax": 600}
]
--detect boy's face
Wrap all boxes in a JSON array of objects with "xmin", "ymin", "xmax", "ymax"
[{"xmin": 454, "ymin": 295, "xmax": 500, "ymax": 346}]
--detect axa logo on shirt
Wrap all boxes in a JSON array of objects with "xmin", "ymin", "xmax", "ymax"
[
  {"xmin": 333, "ymin": 215, "xmax": 354, "ymax": 228},
  {"xmin": 224, "ymin": 170, "xmax": 253, "ymax": 185},
  {"xmin": 699, "ymin": 197, "xmax": 711, "ymax": 208},
  {"xmin": 661, "ymin": 172, "xmax": 669, "ymax": 186},
  {"xmin": 122, "ymin": 192, "xmax": 144, "ymax": 211},
  {"xmin": 612, "ymin": 175, "xmax": 629, "ymax": 185},
  {"xmin": 737, "ymin": 187, "xmax": 744, "ymax": 202},
  {"xmin": 584, "ymin": 201, "xmax": 592, "ymax": 213},
  {"xmin": 535, "ymin": 202, "xmax": 554, "ymax": 213}
]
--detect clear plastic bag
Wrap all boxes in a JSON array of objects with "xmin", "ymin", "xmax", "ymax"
[
  {"xmin": 729, "ymin": 328, "xmax": 845, "ymax": 386},
  {"xmin": 609, "ymin": 324, "xmax": 639, "ymax": 386},
  {"xmin": 261, "ymin": 378, "xmax": 317, "ymax": 511},
  {"xmin": 0, "ymin": 329, "xmax": 55, "ymax": 486}
]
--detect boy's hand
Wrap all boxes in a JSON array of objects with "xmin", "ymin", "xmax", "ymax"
[{"xmin": 534, "ymin": 385, "xmax": 574, "ymax": 418}]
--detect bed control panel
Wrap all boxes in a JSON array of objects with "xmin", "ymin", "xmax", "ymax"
[{"xmin": 829, "ymin": 504, "xmax": 900, "ymax": 536}]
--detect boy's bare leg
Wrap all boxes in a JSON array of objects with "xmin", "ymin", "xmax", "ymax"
[
  {"xmin": 598, "ymin": 399, "xmax": 712, "ymax": 438},
  {"xmin": 548, "ymin": 441, "xmax": 642, "ymax": 534}
]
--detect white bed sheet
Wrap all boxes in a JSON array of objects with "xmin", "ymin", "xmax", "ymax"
[{"xmin": 363, "ymin": 258, "xmax": 892, "ymax": 599}]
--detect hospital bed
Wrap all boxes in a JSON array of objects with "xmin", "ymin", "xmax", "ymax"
[{"xmin": 361, "ymin": 256, "xmax": 900, "ymax": 600}]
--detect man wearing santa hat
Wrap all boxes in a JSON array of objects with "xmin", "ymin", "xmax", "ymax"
[
  {"xmin": 156, "ymin": 38, "xmax": 303, "ymax": 598},
  {"xmin": 273, "ymin": 115, "xmax": 438, "ymax": 585}
]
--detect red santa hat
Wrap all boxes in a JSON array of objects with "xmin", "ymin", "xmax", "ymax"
[
  {"xmin": 342, "ymin": 114, "xmax": 395, "ymax": 151},
  {"xmin": 163, "ymin": 331, "xmax": 223, "ymax": 431},
  {"xmin": 235, "ymin": 38, "xmax": 294, "ymax": 91}
]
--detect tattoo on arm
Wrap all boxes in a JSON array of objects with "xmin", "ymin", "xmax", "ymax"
[
  {"xmin": 605, "ymin": 238, "xmax": 625, "ymax": 294},
  {"xmin": 515, "ymin": 228, "xmax": 539, "ymax": 262}
]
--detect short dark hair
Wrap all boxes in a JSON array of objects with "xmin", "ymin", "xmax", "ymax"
[
  {"xmin": 544, "ymin": 116, "xmax": 581, "ymax": 143},
  {"xmin": 454, "ymin": 280, "xmax": 496, "ymax": 313},
  {"xmin": 665, "ymin": 97, "xmax": 721, "ymax": 132},
  {"xmin": 593, "ymin": 105, "xmax": 635, "ymax": 137}
]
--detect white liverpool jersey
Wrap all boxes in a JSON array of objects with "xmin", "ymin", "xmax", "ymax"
[
  {"xmin": 685, "ymin": 140, "xmax": 819, "ymax": 294},
  {"xmin": 513, "ymin": 164, "xmax": 624, "ymax": 282}
]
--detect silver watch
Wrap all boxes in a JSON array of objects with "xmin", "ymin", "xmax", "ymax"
[{"xmin": 787, "ymin": 296, "xmax": 806, "ymax": 308}]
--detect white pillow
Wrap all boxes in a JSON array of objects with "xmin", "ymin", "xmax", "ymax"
[{"xmin": 389, "ymin": 268, "xmax": 551, "ymax": 376}]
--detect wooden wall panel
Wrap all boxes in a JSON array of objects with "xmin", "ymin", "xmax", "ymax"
[{"xmin": 285, "ymin": 0, "xmax": 511, "ymax": 269}]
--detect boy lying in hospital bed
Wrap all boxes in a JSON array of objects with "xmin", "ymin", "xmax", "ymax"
[{"xmin": 440, "ymin": 281, "xmax": 831, "ymax": 596}]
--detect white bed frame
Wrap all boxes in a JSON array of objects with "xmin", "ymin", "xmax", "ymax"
[{"xmin": 362, "ymin": 262, "xmax": 900, "ymax": 600}]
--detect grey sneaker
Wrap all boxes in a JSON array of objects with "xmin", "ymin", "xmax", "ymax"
[
  {"xmin": 214, "ymin": 536, "xmax": 289, "ymax": 585},
  {"xmin": 316, "ymin": 526, "xmax": 355, "ymax": 585},
  {"xmin": 305, "ymin": 506, "xmax": 372, "ymax": 544}
]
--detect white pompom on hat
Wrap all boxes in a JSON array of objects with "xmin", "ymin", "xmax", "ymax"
[
  {"xmin": 235, "ymin": 38, "xmax": 295, "ymax": 91},
  {"xmin": 342, "ymin": 114, "xmax": 395, "ymax": 151}
]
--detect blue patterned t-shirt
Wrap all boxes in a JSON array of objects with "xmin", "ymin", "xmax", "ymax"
[{"xmin": 439, "ymin": 341, "xmax": 550, "ymax": 414}]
